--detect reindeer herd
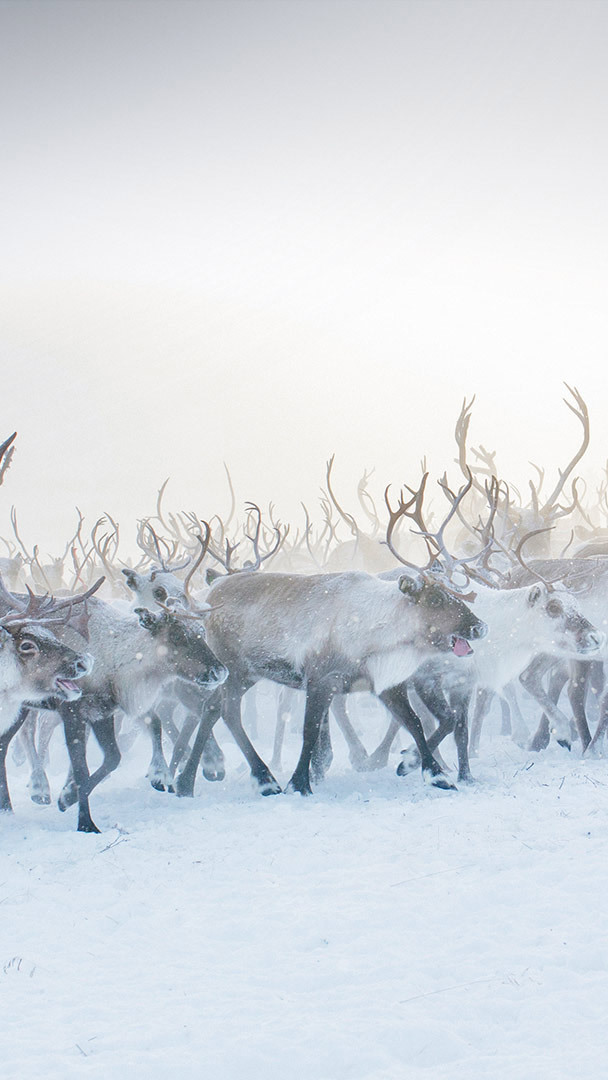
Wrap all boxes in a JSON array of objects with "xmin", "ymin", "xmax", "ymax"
[{"xmin": 2, "ymin": 385, "xmax": 608, "ymax": 834}]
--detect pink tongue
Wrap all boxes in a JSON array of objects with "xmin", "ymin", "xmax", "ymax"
[
  {"xmin": 58, "ymin": 679, "xmax": 79, "ymax": 692},
  {"xmin": 452, "ymin": 637, "xmax": 473, "ymax": 657}
]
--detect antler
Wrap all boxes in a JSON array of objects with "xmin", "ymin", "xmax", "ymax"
[
  {"xmin": 383, "ymin": 474, "xmax": 432, "ymax": 569},
  {"xmin": 243, "ymin": 503, "xmax": 286, "ymax": 570},
  {"xmin": 325, "ymin": 455, "xmax": 359, "ymax": 538},
  {"xmin": 0, "ymin": 575, "xmax": 105, "ymax": 629},
  {"xmin": 183, "ymin": 522, "xmax": 212, "ymax": 602},
  {"xmin": 454, "ymin": 396, "xmax": 490, "ymax": 496},
  {"xmin": 357, "ymin": 468, "xmax": 380, "ymax": 535},
  {"xmin": 0, "ymin": 432, "xmax": 16, "ymax": 486},
  {"xmin": 136, "ymin": 520, "xmax": 189, "ymax": 574},
  {"xmin": 10, "ymin": 506, "xmax": 32, "ymax": 562},
  {"xmin": 514, "ymin": 528, "xmax": 558, "ymax": 591},
  {"xmin": 540, "ymin": 384, "xmax": 590, "ymax": 514}
]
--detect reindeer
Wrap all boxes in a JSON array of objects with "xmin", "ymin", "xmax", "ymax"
[
  {"xmin": 41, "ymin": 593, "xmax": 228, "ymax": 832},
  {"xmin": 371, "ymin": 571, "xmax": 603, "ymax": 780},
  {"xmin": 355, "ymin": 477, "xmax": 604, "ymax": 779},
  {"xmin": 0, "ymin": 587, "xmax": 93, "ymax": 814},
  {"xmin": 121, "ymin": 529, "xmax": 227, "ymax": 791},
  {"xmin": 172, "ymin": 565, "xmax": 487, "ymax": 800},
  {"xmin": 502, "ymin": 553, "xmax": 608, "ymax": 755}
]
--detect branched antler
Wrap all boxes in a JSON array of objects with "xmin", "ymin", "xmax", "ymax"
[
  {"xmin": 383, "ymin": 474, "xmax": 432, "ymax": 568},
  {"xmin": 541, "ymin": 384, "xmax": 590, "ymax": 513}
]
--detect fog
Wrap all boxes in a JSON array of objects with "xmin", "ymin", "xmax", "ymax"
[{"xmin": 1, "ymin": 0, "xmax": 608, "ymax": 553}]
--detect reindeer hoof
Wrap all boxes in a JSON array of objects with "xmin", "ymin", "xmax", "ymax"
[
  {"xmin": 423, "ymin": 768, "xmax": 456, "ymax": 791},
  {"xmin": 78, "ymin": 821, "xmax": 101, "ymax": 834},
  {"xmin": 397, "ymin": 748, "xmax": 421, "ymax": 776},
  {"xmin": 431, "ymin": 776, "xmax": 457, "ymax": 791},
  {"xmin": 58, "ymin": 787, "xmax": 78, "ymax": 812},
  {"xmin": 557, "ymin": 739, "xmax": 572, "ymax": 751},
  {"xmin": 259, "ymin": 776, "xmax": 282, "ymax": 796},
  {"xmin": 150, "ymin": 778, "xmax": 175, "ymax": 793},
  {"xmin": 202, "ymin": 764, "xmax": 226, "ymax": 782},
  {"xmin": 31, "ymin": 792, "xmax": 51, "ymax": 805},
  {"xmin": 285, "ymin": 778, "xmax": 312, "ymax": 796}
]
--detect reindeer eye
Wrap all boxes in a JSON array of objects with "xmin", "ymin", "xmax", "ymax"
[
  {"xmin": 546, "ymin": 600, "xmax": 563, "ymax": 618},
  {"xmin": 153, "ymin": 586, "xmax": 168, "ymax": 602},
  {"xmin": 19, "ymin": 639, "xmax": 38, "ymax": 655}
]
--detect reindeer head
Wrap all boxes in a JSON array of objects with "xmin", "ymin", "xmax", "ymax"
[
  {"xmin": 0, "ymin": 621, "xmax": 91, "ymax": 704},
  {"xmin": 122, "ymin": 566, "xmax": 189, "ymax": 611},
  {"xmin": 397, "ymin": 572, "xmax": 487, "ymax": 656},
  {"xmin": 526, "ymin": 584, "xmax": 604, "ymax": 657},
  {"xmin": 134, "ymin": 608, "xmax": 227, "ymax": 689}
]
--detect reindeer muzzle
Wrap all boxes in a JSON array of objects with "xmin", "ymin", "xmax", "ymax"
[{"xmin": 451, "ymin": 636, "xmax": 474, "ymax": 657}]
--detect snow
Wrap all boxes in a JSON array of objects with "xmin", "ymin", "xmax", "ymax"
[{"xmin": 2, "ymin": 702, "xmax": 608, "ymax": 1079}]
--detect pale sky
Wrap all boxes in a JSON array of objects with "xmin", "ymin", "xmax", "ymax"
[{"xmin": 1, "ymin": 0, "xmax": 607, "ymax": 554}]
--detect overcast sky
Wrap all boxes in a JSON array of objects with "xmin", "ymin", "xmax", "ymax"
[{"xmin": 1, "ymin": 0, "xmax": 607, "ymax": 553}]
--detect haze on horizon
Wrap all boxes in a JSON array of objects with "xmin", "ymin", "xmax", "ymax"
[{"xmin": 1, "ymin": 0, "xmax": 607, "ymax": 554}]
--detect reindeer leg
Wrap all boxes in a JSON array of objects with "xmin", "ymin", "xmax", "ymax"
[
  {"xmin": 271, "ymin": 704, "xmax": 289, "ymax": 773},
  {"xmin": 379, "ymin": 684, "xmax": 455, "ymax": 790},
  {"xmin": 86, "ymin": 715, "xmax": 121, "ymax": 798},
  {"xmin": 59, "ymin": 707, "xmax": 99, "ymax": 833},
  {"xmin": 399, "ymin": 677, "xmax": 473, "ymax": 782},
  {"xmin": 201, "ymin": 731, "xmax": 226, "ymax": 783},
  {"xmin": 10, "ymin": 726, "xmax": 26, "ymax": 767},
  {"xmin": 21, "ymin": 710, "xmax": 52, "ymax": 805},
  {"xmin": 155, "ymin": 695, "xmax": 181, "ymax": 745},
  {"xmin": 499, "ymin": 696, "xmax": 512, "ymax": 736},
  {"xmin": 147, "ymin": 710, "xmax": 175, "ymax": 793},
  {"xmin": 396, "ymin": 679, "xmax": 445, "ymax": 776},
  {"xmin": 588, "ymin": 686, "xmax": 608, "ymax": 755},
  {"xmin": 287, "ymin": 681, "xmax": 336, "ymax": 796},
  {"xmin": 170, "ymin": 684, "xmax": 226, "ymax": 782},
  {"xmin": 221, "ymin": 680, "xmax": 281, "ymax": 795},
  {"xmin": 310, "ymin": 709, "xmax": 333, "ymax": 783},
  {"xmin": 469, "ymin": 688, "xmax": 493, "ymax": 757},
  {"xmin": 521, "ymin": 656, "xmax": 572, "ymax": 750},
  {"xmin": 330, "ymin": 693, "xmax": 370, "ymax": 770},
  {"xmin": 169, "ymin": 713, "xmax": 199, "ymax": 775},
  {"xmin": 0, "ymin": 707, "xmax": 28, "ymax": 813},
  {"xmin": 174, "ymin": 692, "xmax": 222, "ymax": 797},
  {"xmin": 241, "ymin": 689, "xmax": 258, "ymax": 740},
  {"xmin": 365, "ymin": 717, "xmax": 402, "ymax": 770},
  {"xmin": 447, "ymin": 684, "xmax": 474, "ymax": 783},
  {"xmin": 568, "ymin": 660, "xmax": 593, "ymax": 750},
  {"xmin": 37, "ymin": 711, "xmax": 60, "ymax": 767},
  {"xmin": 501, "ymin": 684, "xmax": 529, "ymax": 746}
]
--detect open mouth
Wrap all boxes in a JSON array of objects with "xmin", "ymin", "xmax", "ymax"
[
  {"xmin": 54, "ymin": 677, "xmax": 82, "ymax": 699},
  {"xmin": 451, "ymin": 635, "xmax": 473, "ymax": 657}
]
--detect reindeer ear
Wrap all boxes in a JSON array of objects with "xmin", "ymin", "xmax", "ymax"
[
  {"xmin": 206, "ymin": 568, "xmax": 223, "ymax": 585},
  {"xmin": 398, "ymin": 573, "xmax": 423, "ymax": 599},
  {"xmin": 122, "ymin": 569, "xmax": 139, "ymax": 590},
  {"xmin": 134, "ymin": 607, "xmax": 158, "ymax": 633},
  {"xmin": 69, "ymin": 605, "xmax": 91, "ymax": 643},
  {"xmin": 527, "ymin": 585, "xmax": 543, "ymax": 607},
  {"xmin": 0, "ymin": 625, "xmax": 11, "ymax": 648}
]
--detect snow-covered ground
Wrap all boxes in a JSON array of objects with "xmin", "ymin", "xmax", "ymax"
[{"xmin": 2, "ymin": 697, "xmax": 608, "ymax": 1080}]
